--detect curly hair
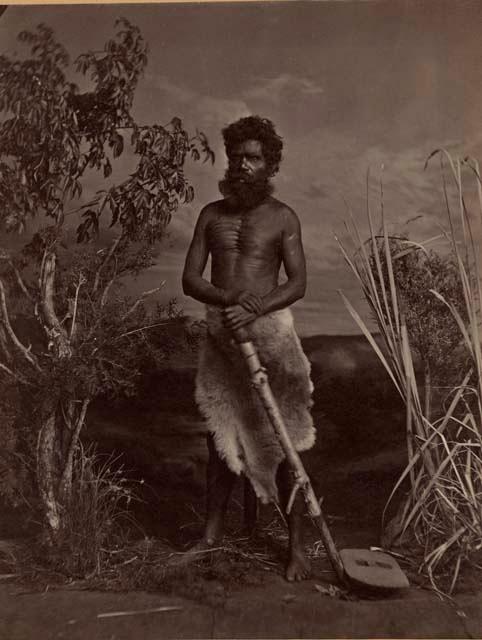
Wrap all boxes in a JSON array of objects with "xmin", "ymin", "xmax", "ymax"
[{"xmin": 222, "ymin": 116, "xmax": 283, "ymax": 175}]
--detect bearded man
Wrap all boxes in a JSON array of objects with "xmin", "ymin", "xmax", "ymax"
[{"xmin": 182, "ymin": 116, "xmax": 315, "ymax": 581}]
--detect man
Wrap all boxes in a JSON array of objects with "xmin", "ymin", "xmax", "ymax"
[{"xmin": 182, "ymin": 116, "xmax": 315, "ymax": 581}]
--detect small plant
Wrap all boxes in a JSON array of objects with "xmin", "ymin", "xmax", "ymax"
[
  {"xmin": 336, "ymin": 151, "xmax": 482, "ymax": 594},
  {"xmin": 50, "ymin": 444, "xmax": 141, "ymax": 578}
]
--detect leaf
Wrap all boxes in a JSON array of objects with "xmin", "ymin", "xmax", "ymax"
[
  {"xmin": 73, "ymin": 180, "xmax": 82, "ymax": 199},
  {"xmin": 171, "ymin": 117, "xmax": 182, "ymax": 131},
  {"xmin": 91, "ymin": 212, "xmax": 99, "ymax": 237},
  {"xmin": 103, "ymin": 159, "xmax": 112, "ymax": 178},
  {"xmin": 80, "ymin": 209, "xmax": 99, "ymax": 237},
  {"xmin": 185, "ymin": 185, "xmax": 194, "ymax": 204},
  {"xmin": 76, "ymin": 221, "xmax": 89, "ymax": 243},
  {"xmin": 113, "ymin": 134, "xmax": 124, "ymax": 158},
  {"xmin": 109, "ymin": 204, "xmax": 119, "ymax": 228}
]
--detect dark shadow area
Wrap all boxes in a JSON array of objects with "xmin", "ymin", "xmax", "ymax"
[
  {"xmin": 1, "ymin": 333, "xmax": 409, "ymax": 552},
  {"xmin": 73, "ymin": 333, "xmax": 409, "ymax": 550}
]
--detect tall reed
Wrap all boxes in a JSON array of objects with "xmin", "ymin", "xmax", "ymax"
[{"xmin": 336, "ymin": 152, "xmax": 482, "ymax": 593}]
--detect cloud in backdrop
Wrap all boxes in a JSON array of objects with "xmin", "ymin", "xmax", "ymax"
[{"xmin": 1, "ymin": 1, "xmax": 482, "ymax": 335}]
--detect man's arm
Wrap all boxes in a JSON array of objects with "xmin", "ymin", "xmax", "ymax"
[
  {"xmin": 261, "ymin": 207, "xmax": 306, "ymax": 314},
  {"xmin": 182, "ymin": 206, "xmax": 227, "ymax": 307},
  {"xmin": 223, "ymin": 208, "xmax": 306, "ymax": 329}
]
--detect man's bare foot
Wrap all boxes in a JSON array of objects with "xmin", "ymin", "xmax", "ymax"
[
  {"xmin": 285, "ymin": 548, "xmax": 311, "ymax": 582},
  {"xmin": 166, "ymin": 538, "xmax": 223, "ymax": 568}
]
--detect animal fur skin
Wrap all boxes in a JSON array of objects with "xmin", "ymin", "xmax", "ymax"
[{"xmin": 195, "ymin": 306, "xmax": 315, "ymax": 503}]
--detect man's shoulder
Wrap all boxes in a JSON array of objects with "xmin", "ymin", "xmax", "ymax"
[
  {"xmin": 266, "ymin": 197, "xmax": 300, "ymax": 225},
  {"xmin": 201, "ymin": 199, "xmax": 225, "ymax": 213},
  {"xmin": 197, "ymin": 199, "xmax": 225, "ymax": 223}
]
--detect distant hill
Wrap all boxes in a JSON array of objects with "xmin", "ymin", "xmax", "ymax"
[
  {"xmin": 301, "ymin": 333, "xmax": 386, "ymax": 381},
  {"xmin": 11, "ymin": 310, "xmax": 405, "ymax": 452},
  {"xmin": 301, "ymin": 332, "xmax": 382, "ymax": 353}
]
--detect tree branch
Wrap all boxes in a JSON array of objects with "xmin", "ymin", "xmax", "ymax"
[
  {"xmin": 114, "ymin": 320, "xmax": 172, "ymax": 341},
  {"xmin": 40, "ymin": 253, "xmax": 72, "ymax": 358},
  {"xmin": 78, "ymin": 122, "xmax": 164, "ymax": 140},
  {"xmin": 121, "ymin": 282, "xmax": 165, "ymax": 321},
  {"xmin": 9, "ymin": 261, "xmax": 34, "ymax": 302},
  {"xmin": 0, "ymin": 361, "xmax": 32, "ymax": 385},
  {"xmin": 38, "ymin": 248, "xmax": 47, "ymax": 296},
  {"xmin": 0, "ymin": 251, "xmax": 34, "ymax": 303},
  {"xmin": 100, "ymin": 274, "xmax": 116, "ymax": 308},
  {"xmin": 93, "ymin": 234, "xmax": 122, "ymax": 294},
  {"xmin": 0, "ymin": 324, "xmax": 12, "ymax": 362},
  {"xmin": 41, "ymin": 253, "xmax": 60, "ymax": 330},
  {"xmin": 59, "ymin": 398, "xmax": 90, "ymax": 500},
  {"xmin": 70, "ymin": 273, "xmax": 86, "ymax": 340},
  {"xmin": 0, "ymin": 279, "xmax": 40, "ymax": 370},
  {"xmin": 50, "ymin": 177, "xmax": 71, "ymax": 228},
  {"xmin": 65, "ymin": 196, "xmax": 101, "ymax": 218}
]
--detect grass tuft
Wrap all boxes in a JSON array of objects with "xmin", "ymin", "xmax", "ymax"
[{"xmin": 47, "ymin": 443, "xmax": 143, "ymax": 578}]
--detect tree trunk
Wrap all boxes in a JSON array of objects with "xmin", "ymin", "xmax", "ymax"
[
  {"xmin": 37, "ymin": 411, "xmax": 62, "ymax": 540},
  {"xmin": 59, "ymin": 397, "xmax": 90, "ymax": 504},
  {"xmin": 36, "ymin": 397, "xmax": 90, "ymax": 543},
  {"xmin": 41, "ymin": 252, "xmax": 72, "ymax": 359},
  {"xmin": 35, "ymin": 248, "xmax": 79, "ymax": 542}
]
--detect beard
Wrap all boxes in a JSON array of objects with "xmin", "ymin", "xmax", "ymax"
[{"xmin": 219, "ymin": 169, "xmax": 274, "ymax": 210}]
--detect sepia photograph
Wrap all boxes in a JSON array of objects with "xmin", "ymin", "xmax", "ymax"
[{"xmin": 1, "ymin": 1, "xmax": 482, "ymax": 638}]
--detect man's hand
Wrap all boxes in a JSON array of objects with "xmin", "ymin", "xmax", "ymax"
[
  {"xmin": 235, "ymin": 290, "xmax": 264, "ymax": 315},
  {"xmin": 224, "ymin": 290, "xmax": 264, "ymax": 315},
  {"xmin": 223, "ymin": 304, "xmax": 257, "ymax": 330}
]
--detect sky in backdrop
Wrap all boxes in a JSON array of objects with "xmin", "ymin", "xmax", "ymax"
[{"xmin": 1, "ymin": 0, "xmax": 482, "ymax": 335}]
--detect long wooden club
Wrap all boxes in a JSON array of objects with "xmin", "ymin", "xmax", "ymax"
[{"xmin": 232, "ymin": 325, "xmax": 347, "ymax": 586}]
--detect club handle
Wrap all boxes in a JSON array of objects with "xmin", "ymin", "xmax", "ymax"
[{"xmin": 312, "ymin": 512, "xmax": 348, "ymax": 586}]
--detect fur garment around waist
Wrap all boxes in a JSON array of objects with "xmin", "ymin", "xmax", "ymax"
[{"xmin": 195, "ymin": 306, "xmax": 315, "ymax": 503}]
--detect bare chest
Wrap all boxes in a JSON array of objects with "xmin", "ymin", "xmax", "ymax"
[{"xmin": 207, "ymin": 211, "xmax": 282, "ymax": 258}]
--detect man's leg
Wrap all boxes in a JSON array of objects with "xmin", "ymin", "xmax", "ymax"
[
  {"xmin": 276, "ymin": 458, "xmax": 311, "ymax": 582},
  {"xmin": 243, "ymin": 476, "xmax": 258, "ymax": 534},
  {"xmin": 204, "ymin": 433, "xmax": 237, "ymax": 544},
  {"xmin": 167, "ymin": 434, "xmax": 236, "ymax": 566}
]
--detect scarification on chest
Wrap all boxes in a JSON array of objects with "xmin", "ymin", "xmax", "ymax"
[{"xmin": 208, "ymin": 215, "xmax": 254, "ymax": 253}]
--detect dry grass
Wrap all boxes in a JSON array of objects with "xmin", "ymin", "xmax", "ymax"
[
  {"xmin": 7, "ymin": 481, "xmax": 332, "ymax": 598},
  {"xmin": 336, "ymin": 151, "xmax": 482, "ymax": 594},
  {"xmin": 47, "ymin": 444, "xmax": 143, "ymax": 578}
]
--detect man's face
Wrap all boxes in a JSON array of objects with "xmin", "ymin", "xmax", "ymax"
[
  {"xmin": 228, "ymin": 139, "xmax": 268, "ymax": 183},
  {"xmin": 220, "ymin": 138, "xmax": 273, "ymax": 208}
]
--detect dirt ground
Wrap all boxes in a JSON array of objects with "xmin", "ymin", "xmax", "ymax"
[{"xmin": 2, "ymin": 568, "xmax": 482, "ymax": 640}]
